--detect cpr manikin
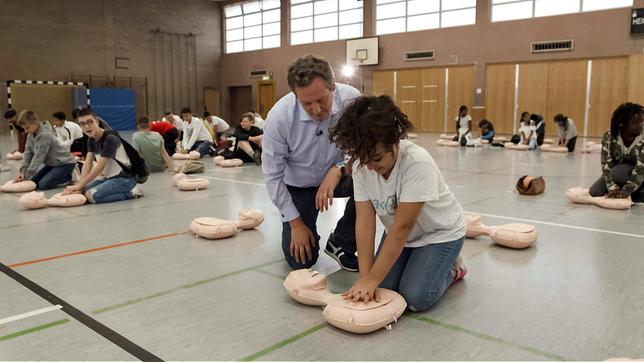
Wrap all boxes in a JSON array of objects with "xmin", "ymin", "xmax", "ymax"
[
  {"xmin": 582, "ymin": 141, "xmax": 602, "ymax": 154},
  {"xmin": 173, "ymin": 172, "xmax": 210, "ymax": 191},
  {"xmin": 540, "ymin": 144, "xmax": 569, "ymax": 153},
  {"xmin": 504, "ymin": 142, "xmax": 529, "ymax": 150},
  {"xmin": 6, "ymin": 151, "xmax": 23, "ymax": 160},
  {"xmin": 1, "ymin": 180, "xmax": 36, "ymax": 193},
  {"xmin": 436, "ymin": 139, "xmax": 460, "ymax": 147},
  {"xmin": 566, "ymin": 187, "xmax": 632, "ymax": 210},
  {"xmin": 213, "ymin": 156, "xmax": 244, "ymax": 167},
  {"xmin": 172, "ymin": 151, "xmax": 201, "ymax": 160},
  {"xmin": 465, "ymin": 214, "xmax": 538, "ymax": 249},
  {"xmin": 191, "ymin": 208, "xmax": 264, "ymax": 239},
  {"xmin": 283, "ymin": 269, "xmax": 407, "ymax": 334},
  {"xmin": 19, "ymin": 191, "xmax": 87, "ymax": 209}
]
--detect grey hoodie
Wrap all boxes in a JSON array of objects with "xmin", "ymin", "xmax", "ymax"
[{"xmin": 20, "ymin": 122, "xmax": 76, "ymax": 179}]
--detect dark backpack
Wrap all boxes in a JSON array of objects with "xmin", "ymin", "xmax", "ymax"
[{"xmin": 103, "ymin": 130, "xmax": 149, "ymax": 184}]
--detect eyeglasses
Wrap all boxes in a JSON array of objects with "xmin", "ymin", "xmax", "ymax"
[{"xmin": 78, "ymin": 119, "xmax": 95, "ymax": 128}]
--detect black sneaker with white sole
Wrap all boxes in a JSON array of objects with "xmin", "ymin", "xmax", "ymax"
[{"xmin": 324, "ymin": 233, "xmax": 359, "ymax": 272}]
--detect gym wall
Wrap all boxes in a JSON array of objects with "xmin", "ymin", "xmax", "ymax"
[
  {"xmin": 0, "ymin": 0, "xmax": 222, "ymax": 121},
  {"xmin": 220, "ymin": 0, "xmax": 644, "ymax": 132}
]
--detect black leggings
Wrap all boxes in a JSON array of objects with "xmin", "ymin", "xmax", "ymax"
[
  {"xmin": 589, "ymin": 163, "xmax": 644, "ymax": 202},
  {"xmin": 566, "ymin": 136, "xmax": 577, "ymax": 152}
]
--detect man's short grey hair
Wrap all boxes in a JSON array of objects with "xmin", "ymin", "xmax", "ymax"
[{"xmin": 287, "ymin": 54, "xmax": 335, "ymax": 92}]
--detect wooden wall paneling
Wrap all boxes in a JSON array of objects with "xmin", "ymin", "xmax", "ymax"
[
  {"xmin": 627, "ymin": 55, "xmax": 644, "ymax": 105},
  {"xmin": 485, "ymin": 63, "xmax": 516, "ymax": 135},
  {"xmin": 517, "ymin": 62, "xmax": 549, "ymax": 135},
  {"xmin": 447, "ymin": 65, "xmax": 474, "ymax": 132},
  {"xmin": 546, "ymin": 59, "xmax": 587, "ymax": 137},
  {"xmin": 420, "ymin": 67, "xmax": 445, "ymax": 132},
  {"xmin": 372, "ymin": 70, "xmax": 395, "ymax": 98},
  {"xmin": 396, "ymin": 69, "xmax": 421, "ymax": 130},
  {"xmin": 588, "ymin": 57, "xmax": 628, "ymax": 137}
]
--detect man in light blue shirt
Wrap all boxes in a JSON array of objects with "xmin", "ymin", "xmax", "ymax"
[{"xmin": 262, "ymin": 55, "xmax": 360, "ymax": 271}]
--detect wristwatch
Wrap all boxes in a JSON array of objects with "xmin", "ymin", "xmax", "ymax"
[{"xmin": 335, "ymin": 160, "xmax": 346, "ymax": 176}]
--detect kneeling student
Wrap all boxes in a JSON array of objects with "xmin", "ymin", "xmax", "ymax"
[
  {"xmin": 15, "ymin": 110, "xmax": 76, "ymax": 190},
  {"xmin": 329, "ymin": 95, "xmax": 467, "ymax": 312},
  {"xmin": 64, "ymin": 108, "xmax": 143, "ymax": 203}
]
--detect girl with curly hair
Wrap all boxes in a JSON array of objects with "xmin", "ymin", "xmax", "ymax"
[{"xmin": 329, "ymin": 95, "xmax": 467, "ymax": 312}]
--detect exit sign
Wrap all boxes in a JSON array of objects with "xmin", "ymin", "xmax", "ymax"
[{"xmin": 632, "ymin": 8, "xmax": 644, "ymax": 35}]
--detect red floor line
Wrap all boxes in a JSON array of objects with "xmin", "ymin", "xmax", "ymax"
[{"xmin": 8, "ymin": 231, "xmax": 189, "ymax": 268}]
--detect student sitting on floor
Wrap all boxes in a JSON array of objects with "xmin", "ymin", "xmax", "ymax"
[
  {"xmin": 230, "ymin": 112, "xmax": 263, "ymax": 165},
  {"xmin": 133, "ymin": 117, "xmax": 173, "ymax": 173},
  {"xmin": 453, "ymin": 105, "xmax": 472, "ymax": 146},
  {"xmin": 162, "ymin": 111, "xmax": 184, "ymax": 137},
  {"xmin": 554, "ymin": 114, "xmax": 578, "ymax": 152},
  {"xmin": 329, "ymin": 95, "xmax": 467, "ymax": 312},
  {"xmin": 204, "ymin": 111, "xmax": 230, "ymax": 141},
  {"xmin": 15, "ymin": 110, "xmax": 76, "ymax": 190},
  {"xmin": 249, "ymin": 109, "xmax": 266, "ymax": 129},
  {"xmin": 79, "ymin": 109, "xmax": 112, "ymax": 160},
  {"xmin": 180, "ymin": 107, "xmax": 213, "ymax": 158},
  {"xmin": 51, "ymin": 111, "xmax": 84, "ymax": 153},
  {"xmin": 519, "ymin": 117, "xmax": 538, "ymax": 150},
  {"xmin": 64, "ymin": 108, "xmax": 142, "ymax": 203},
  {"xmin": 5, "ymin": 109, "xmax": 27, "ymax": 153},
  {"xmin": 589, "ymin": 102, "xmax": 644, "ymax": 202},
  {"xmin": 150, "ymin": 119, "xmax": 179, "ymax": 156},
  {"xmin": 478, "ymin": 119, "xmax": 495, "ymax": 143}
]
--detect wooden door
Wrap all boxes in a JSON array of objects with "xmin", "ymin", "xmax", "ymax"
[
  {"xmin": 204, "ymin": 88, "xmax": 220, "ymax": 116},
  {"xmin": 229, "ymin": 86, "xmax": 252, "ymax": 127},
  {"xmin": 588, "ymin": 57, "xmax": 628, "ymax": 137},
  {"xmin": 485, "ymin": 63, "xmax": 516, "ymax": 135},
  {"xmin": 256, "ymin": 80, "xmax": 275, "ymax": 119},
  {"xmin": 628, "ymin": 54, "xmax": 644, "ymax": 105},
  {"xmin": 396, "ymin": 69, "xmax": 421, "ymax": 130},
  {"xmin": 447, "ymin": 65, "xmax": 474, "ymax": 132},
  {"xmin": 372, "ymin": 71, "xmax": 395, "ymax": 98},
  {"xmin": 420, "ymin": 68, "xmax": 445, "ymax": 132},
  {"xmin": 546, "ymin": 59, "xmax": 587, "ymax": 137},
  {"xmin": 517, "ymin": 62, "xmax": 549, "ymax": 133}
]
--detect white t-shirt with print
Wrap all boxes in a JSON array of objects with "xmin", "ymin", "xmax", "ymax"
[{"xmin": 353, "ymin": 140, "xmax": 466, "ymax": 247}]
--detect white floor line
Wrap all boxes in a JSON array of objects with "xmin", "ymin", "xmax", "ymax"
[
  {"xmin": 195, "ymin": 176, "xmax": 643, "ymax": 239},
  {"xmin": 200, "ymin": 175, "xmax": 265, "ymax": 187},
  {"xmin": 467, "ymin": 211, "xmax": 644, "ymax": 239},
  {"xmin": 0, "ymin": 305, "xmax": 62, "ymax": 326}
]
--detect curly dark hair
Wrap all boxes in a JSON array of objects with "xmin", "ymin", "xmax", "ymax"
[
  {"xmin": 478, "ymin": 119, "xmax": 494, "ymax": 132},
  {"xmin": 329, "ymin": 95, "xmax": 413, "ymax": 165},
  {"xmin": 610, "ymin": 102, "xmax": 644, "ymax": 139}
]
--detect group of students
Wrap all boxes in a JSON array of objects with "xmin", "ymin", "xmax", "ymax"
[
  {"xmin": 1, "ymin": 104, "xmax": 267, "ymax": 204},
  {"xmin": 453, "ymin": 106, "xmax": 578, "ymax": 152},
  {"xmin": 158, "ymin": 108, "xmax": 264, "ymax": 165},
  {"xmin": 2, "ymin": 54, "xmax": 643, "ymax": 317}
]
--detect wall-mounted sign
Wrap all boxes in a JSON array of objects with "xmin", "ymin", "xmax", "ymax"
[{"xmin": 632, "ymin": 8, "xmax": 644, "ymax": 35}]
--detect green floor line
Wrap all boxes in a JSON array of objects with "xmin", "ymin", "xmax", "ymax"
[
  {"xmin": 410, "ymin": 315, "xmax": 571, "ymax": 361},
  {"xmin": 239, "ymin": 322, "xmax": 327, "ymax": 361},
  {"xmin": 2, "ymin": 259, "xmax": 284, "ymax": 342},
  {"xmin": 0, "ymin": 319, "xmax": 70, "ymax": 341},
  {"xmin": 251, "ymin": 268, "xmax": 286, "ymax": 281}
]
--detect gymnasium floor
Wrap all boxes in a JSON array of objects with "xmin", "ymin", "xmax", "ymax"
[{"xmin": 1, "ymin": 132, "xmax": 643, "ymax": 361}]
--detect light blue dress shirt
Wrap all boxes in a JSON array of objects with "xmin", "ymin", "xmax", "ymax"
[{"xmin": 261, "ymin": 83, "xmax": 360, "ymax": 222}]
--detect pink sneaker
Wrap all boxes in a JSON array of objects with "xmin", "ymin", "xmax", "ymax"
[{"xmin": 450, "ymin": 255, "xmax": 467, "ymax": 285}]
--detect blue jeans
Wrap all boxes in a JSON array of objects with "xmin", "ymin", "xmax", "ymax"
[
  {"xmin": 378, "ymin": 234, "xmax": 464, "ymax": 312},
  {"xmin": 84, "ymin": 176, "xmax": 136, "ymax": 204},
  {"xmin": 30, "ymin": 163, "xmax": 76, "ymax": 190},
  {"xmin": 281, "ymin": 176, "xmax": 356, "ymax": 269},
  {"xmin": 190, "ymin": 141, "xmax": 212, "ymax": 157}
]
